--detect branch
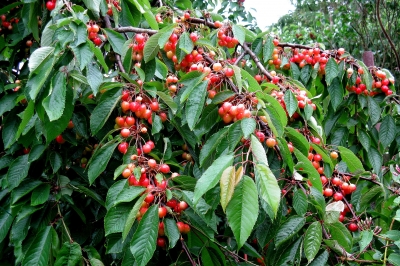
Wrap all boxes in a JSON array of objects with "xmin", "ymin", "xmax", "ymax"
[
  {"xmin": 240, "ymin": 43, "xmax": 286, "ymax": 90},
  {"xmin": 113, "ymin": 26, "xmax": 158, "ymax": 35},
  {"xmin": 187, "ymin": 17, "xmax": 217, "ymax": 29},
  {"xmin": 376, "ymin": 0, "xmax": 400, "ymax": 74},
  {"xmin": 203, "ymin": 54, "xmax": 239, "ymax": 93},
  {"xmin": 103, "ymin": 15, "xmax": 127, "ymax": 73},
  {"xmin": 277, "ymin": 42, "xmax": 313, "ymax": 50}
]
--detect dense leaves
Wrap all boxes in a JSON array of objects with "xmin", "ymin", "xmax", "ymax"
[{"xmin": 0, "ymin": 0, "xmax": 399, "ymax": 265}]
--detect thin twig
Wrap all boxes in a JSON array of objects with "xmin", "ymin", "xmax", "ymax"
[
  {"xmin": 277, "ymin": 42, "xmax": 313, "ymax": 50},
  {"xmin": 240, "ymin": 43, "xmax": 286, "ymax": 90},
  {"xmin": 113, "ymin": 26, "xmax": 158, "ymax": 35},
  {"xmin": 181, "ymin": 239, "xmax": 196, "ymax": 266}
]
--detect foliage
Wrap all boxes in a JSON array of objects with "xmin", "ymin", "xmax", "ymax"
[
  {"xmin": 271, "ymin": 0, "xmax": 400, "ymax": 91},
  {"xmin": 0, "ymin": 0, "xmax": 400, "ymax": 265}
]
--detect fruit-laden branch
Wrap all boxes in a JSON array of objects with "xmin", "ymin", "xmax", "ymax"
[
  {"xmin": 113, "ymin": 26, "xmax": 158, "ymax": 35},
  {"xmin": 240, "ymin": 43, "xmax": 286, "ymax": 90},
  {"xmin": 277, "ymin": 42, "xmax": 314, "ymax": 50}
]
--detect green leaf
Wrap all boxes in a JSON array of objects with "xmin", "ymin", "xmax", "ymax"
[
  {"xmin": 263, "ymin": 36, "xmax": 274, "ymax": 63},
  {"xmin": 327, "ymin": 77, "xmax": 343, "ymax": 111},
  {"xmin": 285, "ymin": 127, "xmax": 310, "ymax": 156},
  {"xmin": 103, "ymin": 28, "xmax": 126, "ymax": 55},
  {"xmin": 28, "ymin": 47, "xmax": 55, "ymax": 74},
  {"xmin": 250, "ymin": 135, "xmax": 268, "ymax": 166},
  {"xmin": 71, "ymin": 42, "xmax": 94, "ymax": 71},
  {"xmin": 130, "ymin": 205, "xmax": 158, "ymax": 266},
  {"xmin": 255, "ymin": 164, "xmax": 280, "ymax": 218},
  {"xmin": 199, "ymin": 128, "xmax": 228, "ymax": 166},
  {"xmin": 310, "ymin": 144, "xmax": 334, "ymax": 169},
  {"xmin": 82, "ymin": 0, "xmax": 101, "ymax": 16},
  {"xmin": 105, "ymin": 180, "xmax": 145, "ymax": 210},
  {"xmin": 241, "ymin": 68, "xmax": 262, "ymax": 92},
  {"xmin": 379, "ymin": 115, "xmax": 396, "ymax": 148},
  {"xmin": 284, "ymin": 90, "xmax": 298, "ymax": 117},
  {"xmin": 88, "ymin": 142, "xmax": 119, "ymax": 185},
  {"xmin": 50, "ymin": 152, "xmax": 62, "ymax": 173},
  {"xmin": 177, "ymin": 32, "xmax": 193, "ymax": 55},
  {"xmin": 301, "ymin": 64, "xmax": 311, "ymax": 84},
  {"xmin": 294, "ymin": 149, "xmax": 322, "ymax": 192},
  {"xmin": 226, "ymin": 176, "xmax": 259, "ymax": 250},
  {"xmin": 325, "ymin": 222, "xmax": 352, "ymax": 252},
  {"xmin": 42, "ymin": 72, "xmax": 67, "ymax": 121},
  {"xmin": 122, "ymin": 194, "xmax": 146, "ymax": 241},
  {"xmin": 293, "ymin": 189, "xmax": 307, "ymax": 216},
  {"xmin": 367, "ymin": 147, "xmax": 382, "ymax": 174},
  {"xmin": 22, "ymin": 226, "xmax": 52, "ymax": 266},
  {"xmin": 105, "ymin": 203, "xmax": 133, "ymax": 236},
  {"xmin": 2, "ymin": 114, "xmax": 19, "ymax": 149},
  {"xmin": 179, "ymin": 71, "xmax": 206, "ymax": 103},
  {"xmin": 359, "ymin": 230, "xmax": 373, "ymax": 253},
  {"xmin": 241, "ymin": 118, "xmax": 256, "ymax": 139},
  {"xmin": 232, "ymin": 24, "xmax": 245, "ymax": 45},
  {"xmin": 16, "ymin": 101, "xmax": 35, "ymax": 141},
  {"xmin": 308, "ymin": 250, "xmax": 329, "ymax": 266},
  {"xmin": 54, "ymin": 242, "xmax": 83, "ymax": 266},
  {"xmin": 186, "ymin": 80, "xmax": 207, "ymax": 130},
  {"xmin": 338, "ymin": 146, "xmax": 365, "ymax": 173},
  {"xmin": 304, "ymin": 221, "xmax": 322, "ymax": 262},
  {"xmin": 220, "ymin": 166, "xmax": 235, "ymax": 212},
  {"xmin": 0, "ymin": 206, "xmax": 14, "ymax": 243},
  {"xmin": 232, "ymin": 65, "xmax": 242, "ymax": 93},
  {"xmin": 31, "ymin": 184, "xmax": 50, "ymax": 206},
  {"xmin": 143, "ymin": 31, "xmax": 161, "ymax": 63},
  {"xmin": 358, "ymin": 61, "xmax": 373, "ymax": 91},
  {"xmin": 90, "ymin": 88, "xmax": 122, "ymax": 135},
  {"xmin": 155, "ymin": 91, "xmax": 177, "ymax": 114},
  {"xmin": 7, "ymin": 155, "xmax": 30, "ymax": 190},
  {"xmin": 12, "ymin": 180, "xmax": 42, "ymax": 205},
  {"xmin": 193, "ymin": 154, "xmax": 234, "ymax": 204},
  {"xmin": 275, "ymin": 216, "xmax": 305, "ymax": 247},
  {"xmin": 325, "ymin": 58, "xmax": 338, "ymax": 85},
  {"xmin": 87, "ymin": 62, "xmax": 103, "ymax": 96},
  {"xmin": 164, "ymin": 218, "xmax": 180, "ymax": 248},
  {"xmin": 388, "ymin": 254, "xmax": 400, "ymax": 266},
  {"xmin": 367, "ymin": 97, "xmax": 381, "ymax": 126},
  {"xmin": 0, "ymin": 93, "xmax": 18, "ymax": 116}
]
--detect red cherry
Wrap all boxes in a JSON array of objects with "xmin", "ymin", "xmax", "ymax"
[
  {"xmin": 323, "ymin": 188, "xmax": 333, "ymax": 197},
  {"xmin": 179, "ymin": 201, "xmax": 188, "ymax": 211},
  {"xmin": 118, "ymin": 142, "xmax": 128, "ymax": 154},
  {"xmin": 190, "ymin": 32, "xmax": 198, "ymax": 42},
  {"xmin": 333, "ymin": 192, "xmax": 343, "ymax": 201},
  {"xmin": 158, "ymin": 222, "xmax": 165, "ymax": 236},
  {"xmin": 224, "ymin": 68, "xmax": 234, "ymax": 77},
  {"xmin": 143, "ymin": 144, "xmax": 152, "ymax": 154},
  {"xmin": 332, "ymin": 177, "xmax": 342, "ymax": 186},
  {"xmin": 166, "ymin": 199, "xmax": 177, "ymax": 208},
  {"xmin": 56, "ymin": 135, "xmax": 65, "ymax": 144},
  {"xmin": 148, "ymin": 159, "xmax": 157, "ymax": 168},
  {"xmin": 120, "ymin": 128, "xmax": 130, "ymax": 138},
  {"xmin": 128, "ymin": 175, "xmax": 139, "ymax": 186},
  {"xmin": 183, "ymin": 224, "xmax": 190, "ymax": 234},
  {"xmin": 144, "ymin": 193, "xmax": 154, "ymax": 203},
  {"xmin": 157, "ymin": 237, "xmax": 166, "ymax": 247},
  {"xmin": 93, "ymin": 37, "xmax": 102, "ymax": 46},
  {"xmin": 135, "ymin": 34, "xmax": 145, "ymax": 44},
  {"xmin": 348, "ymin": 223, "xmax": 358, "ymax": 232},
  {"xmin": 46, "ymin": 1, "xmax": 56, "ymax": 11},
  {"xmin": 313, "ymin": 154, "xmax": 322, "ymax": 162},
  {"xmin": 158, "ymin": 206, "xmax": 167, "ymax": 218},
  {"xmin": 150, "ymin": 101, "xmax": 160, "ymax": 111},
  {"xmin": 159, "ymin": 164, "xmax": 170, "ymax": 174},
  {"xmin": 177, "ymin": 222, "xmax": 185, "ymax": 233}
]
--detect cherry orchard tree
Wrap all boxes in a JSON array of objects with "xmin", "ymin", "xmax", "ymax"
[{"xmin": 0, "ymin": 0, "xmax": 399, "ymax": 265}]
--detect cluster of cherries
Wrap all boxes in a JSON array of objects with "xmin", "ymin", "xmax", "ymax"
[
  {"xmin": 216, "ymin": 24, "xmax": 239, "ymax": 48},
  {"xmin": 286, "ymin": 46, "xmax": 333, "ymax": 73},
  {"xmin": 270, "ymin": 88, "xmax": 316, "ymax": 121},
  {"xmin": 1, "ymin": 13, "xmax": 18, "ymax": 32},
  {"xmin": 45, "ymin": 0, "xmax": 56, "ymax": 11},
  {"xmin": 346, "ymin": 68, "xmax": 394, "ymax": 96},
  {"xmin": 119, "ymin": 91, "xmax": 167, "ymax": 126},
  {"xmin": 218, "ymin": 99, "xmax": 253, "ymax": 124},
  {"xmin": 130, "ymin": 34, "xmax": 148, "ymax": 68},
  {"xmin": 120, "ymin": 151, "xmax": 191, "ymax": 248},
  {"xmin": 87, "ymin": 22, "xmax": 103, "ymax": 46},
  {"xmin": 106, "ymin": 0, "xmax": 122, "ymax": 16}
]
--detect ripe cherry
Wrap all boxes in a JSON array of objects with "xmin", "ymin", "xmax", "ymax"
[
  {"xmin": 148, "ymin": 159, "xmax": 157, "ymax": 168},
  {"xmin": 179, "ymin": 201, "xmax": 188, "ymax": 211},
  {"xmin": 56, "ymin": 135, "xmax": 65, "ymax": 144},
  {"xmin": 323, "ymin": 188, "xmax": 333, "ymax": 197},
  {"xmin": 150, "ymin": 101, "xmax": 160, "ymax": 111},
  {"xmin": 143, "ymin": 144, "xmax": 152, "ymax": 154},
  {"xmin": 348, "ymin": 223, "xmax": 358, "ymax": 232},
  {"xmin": 333, "ymin": 192, "xmax": 343, "ymax": 201},
  {"xmin": 313, "ymin": 154, "xmax": 322, "ymax": 162},
  {"xmin": 120, "ymin": 128, "xmax": 130, "ymax": 138},
  {"xmin": 159, "ymin": 164, "xmax": 170, "ymax": 173},
  {"xmin": 156, "ymin": 237, "xmax": 166, "ymax": 247},
  {"xmin": 46, "ymin": 1, "xmax": 56, "ymax": 11},
  {"xmin": 330, "ymin": 151, "xmax": 338, "ymax": 160},
  {"xmin": 158, "ymin": 206, "xmax": 167, "ymax": 218},
  {"xmin": 118, "ymin": 142, "xmax": 128, "ymax": 154},
  {"xmin": 93, "ymin": 37, "xmax": 102, "ymax": 46},
  {"xmin": 177, "ymin": 222, "xmax": 185, "ymax": 233},
  {"xmin": 332, "ymin": 177, "xmax": 342, "ymax": 186},
  {"xmin": 266, "ymin": 138, "xmax": 276, "ymax": 148},
  {"xmin": 213, "ymin": 62, "xmax": 222, "ymax": 72},
  {"xmin": 144, "ymin": 193, "xmax": 154, "ymax": 203}
]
